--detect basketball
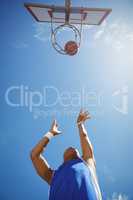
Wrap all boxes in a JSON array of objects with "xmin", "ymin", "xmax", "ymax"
[{"xmin": 64, "ymin": 41, "xmax": 78, "ymax": 56}]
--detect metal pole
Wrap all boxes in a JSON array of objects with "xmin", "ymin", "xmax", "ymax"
[{"xmin": 65, "ymin": 0, "xmax": 71, "ymax": 24}]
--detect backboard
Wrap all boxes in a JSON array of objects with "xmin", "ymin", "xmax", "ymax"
[{"xmin": 24, "ymin": 3, "xmax": 112, "ymax": 25}]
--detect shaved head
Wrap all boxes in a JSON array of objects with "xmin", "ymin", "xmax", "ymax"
[{"xmin": 63, "ymin": 147, "xmax": 80, "ymax": 162}]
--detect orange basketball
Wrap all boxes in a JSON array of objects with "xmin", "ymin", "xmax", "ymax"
[{"xmin": 64, "ymin": 41, "xmax": 78, "ymax": 56}]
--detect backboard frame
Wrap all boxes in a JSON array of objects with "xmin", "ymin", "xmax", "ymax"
[{"xmin": 24, "ymin": 3, "xmax": 112, "ymax": 25}]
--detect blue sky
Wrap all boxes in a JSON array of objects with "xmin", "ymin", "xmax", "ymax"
[{"xmin": 0, "ymin": 0, "xmax": 132, "ymax": 200}]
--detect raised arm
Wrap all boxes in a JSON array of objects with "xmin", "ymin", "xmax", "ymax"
[
  {"xmin": 77, "ymin": 110, "xmax": 96, "ymax": 167},
  {"xmin": 30, "ymin": 120, "xmax": 61, "ymax": 185}
]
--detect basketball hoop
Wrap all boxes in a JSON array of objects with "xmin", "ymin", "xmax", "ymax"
[
  {"xmin": 51, "ymin": 22, "xmax": 82, "ymax": 55},
  {"xmin": 24, "ymin": 1, "xmax": 112, "ymax": 56}
]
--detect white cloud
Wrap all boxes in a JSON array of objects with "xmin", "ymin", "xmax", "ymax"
[
  {"xmin": 94, "ymin": 29, "xmax": 105, "ymax": 40},
  {"xmin": 33, "ymin": 23, "xmax": 50, "ymax": 43},
  {"xmin": 107, "ymin": 193, "xmax": 128, "ymax": 200},
  {"xmin": 94, "ymin": 20, "xmax": 107, "ymax": 40},
  {"xmin": 93, "ymin": 19, "xmax": 133, "ymax": 52}
]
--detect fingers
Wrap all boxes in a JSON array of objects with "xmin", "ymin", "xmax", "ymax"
[
  {"xmin": 86, "ymin": 115, "xmax": 91, "ymax": 119},
  {"xmin": 79, "ymin": 110, "xmax": 90, "ymax": 117},
  {"xmin": 78, "ymin": 109, "xmax": 91, "ymax": 123},
  {"xmin": 53, "ymin": 119, "xmax": 58, "ymax": 127},
  {"xmin": 85, "ymin": 111, "xmax": 90, "ymax": 115},
  {"xmin": 52, "ymin": 119, "xmax": 56, "ymax": 124},
  {"xmin": 85, "ymin": 111, "xmax": 91, "ymax": 118}
]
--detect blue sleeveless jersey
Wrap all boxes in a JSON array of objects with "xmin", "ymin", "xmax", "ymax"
[{"xmin": 49, "ymin": 158, "xmax": 98, "ymax": 200}]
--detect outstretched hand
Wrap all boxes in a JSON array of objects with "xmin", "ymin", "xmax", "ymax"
[
  {"xmin": 50, "ymin": 120, "xmax": 62, "ymax": 136},
  {"xmin": 77, "ymin": 110, "xmax": 91, "ymax": 125}
]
